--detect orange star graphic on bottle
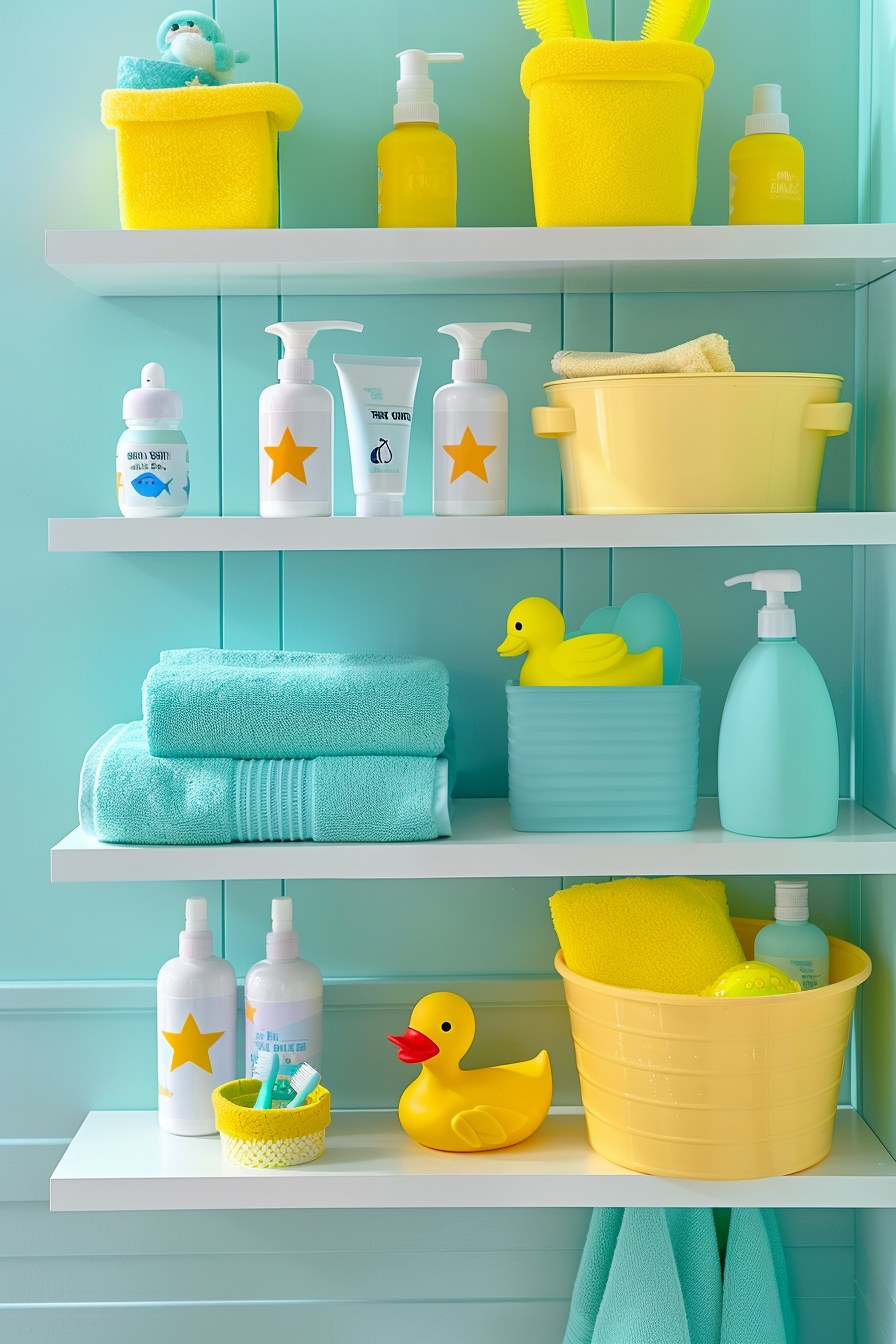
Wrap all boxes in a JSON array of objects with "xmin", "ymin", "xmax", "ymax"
[
  {"xmin": 162, "ymin": 1012, "xmax": 224, "ymax": 1073},
  {"xmin": 264, "ymin": 426, "xmax": 318, "ymax": 485},
  {"xmin": 442, "ymin": 426, "xmax": 497, "ymax": 484}
]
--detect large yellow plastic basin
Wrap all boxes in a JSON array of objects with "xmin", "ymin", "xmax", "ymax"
[
  {"xmin": 556, "ymin": 918, "xmax": 870, "ymax": 1180},
  {"xmin": 533, "ymin": 372, "xmax": 852, "ymax": 514}
]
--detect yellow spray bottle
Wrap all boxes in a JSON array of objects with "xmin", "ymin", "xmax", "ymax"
[
  {"xmin": 729, "ymin": 84, "xmax": 804, "ymax": 225},
  {"xmin": 378, "ymin": 49, "xmax": 463, "ymax": 228}
]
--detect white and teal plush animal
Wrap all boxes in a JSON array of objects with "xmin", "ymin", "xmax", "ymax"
[{"xmin": 156, "ymin": 11, "xmax": 249, "ymax": 81}]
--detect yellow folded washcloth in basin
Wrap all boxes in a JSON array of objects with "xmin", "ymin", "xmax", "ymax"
[
  {"xmin": 552, "ymin": 334, "xmax": 734, "ymax": 379},
  {"xmin": 550, "ymin": 877, "xmax": 744, "ymax": 994}
]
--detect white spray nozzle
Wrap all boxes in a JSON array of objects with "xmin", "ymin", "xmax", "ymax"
[
  {"xmin": 745, "ymin": 83, "xmax": 790, "ymax": 136},
  {"xmin": 438, "ymin": 322, "xmax": 532, "ymax": 382},
  {"xmin": 266, "ymin": 321, "xmax": 364, "ymax": 383},
  {"xmin": 394, "ymin": 49, "xmax": 463, "ymax": 125},
  {"xmin": 180, "ymin": 897, "xmax": 212, "ymax": 959},
  {"xmin": 267, "ymin": 896, "xmax": 299, "ymax": 962},
  {"xmin": 726, "ymin": 570, "xmax": 801, "ymax": 638}
]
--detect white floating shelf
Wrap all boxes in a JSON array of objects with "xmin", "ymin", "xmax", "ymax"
[
  {"xmin": 44, "ymin": 225, "xmax": 896, "ymax": 297},
  {"xmin": 50, "ymin": 799, "xmax": 896, "ymax": 883},
  {"xmin": 50, "ymin": 1108, "xmax": 896, "ymax": 1212},
  {"xmin": 48, "ymin": 512, "xmax": 896, "ymax": 553}
]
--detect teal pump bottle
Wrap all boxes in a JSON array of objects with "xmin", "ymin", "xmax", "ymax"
[{"xmin": 717, "ymin": 570, "xmax": 839, "ymax": 838}]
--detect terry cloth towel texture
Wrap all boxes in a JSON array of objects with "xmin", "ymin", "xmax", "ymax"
[
  {"xmin": 563, "ymin": 1208, "xmax": 796, "ymax": 1344},
  {"xmin": 144, "ymin": 648, "xmax": 451, "ymax": 760},
  {"xmin": 549, "ymin": 877, "xmax": 744, "ymax": 994},
  {"xmin": 552, "ymin": 333, "xmax": 734, "ymax": 379},
  {"xmin": 80, "ymin": 723, "xmax": 451, "ymax": 845},
  {"xmin": 116, "ymin": 56, "xmax": 217, "ymax": 89}
]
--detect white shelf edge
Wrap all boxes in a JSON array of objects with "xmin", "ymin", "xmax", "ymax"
[
  {"xmin": 50, "ymin": 1108, "xmax": 896, "ymax": 1212},
  {"xmin": 50, "ymin": 799, "xmax": 896, "ymax": 883},
  {"xmin": 48, "ymin": 512, "xmax": 896, "ymax": 553},
  {"xmin": 44, "ymin": 224, "xmax": 896, "ymax": 297}
]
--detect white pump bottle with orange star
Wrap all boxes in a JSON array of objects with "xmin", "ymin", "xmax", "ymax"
[
  {"xmin": 260, "ymin": 321, "xmax": 363, "ymax": 518},
  {"xmin": 433, "ymin": 322, "xmax": 531, "ymax": 516}
]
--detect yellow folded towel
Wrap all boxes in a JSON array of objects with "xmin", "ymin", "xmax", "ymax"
[
  {"xmin": 551, "ymin": 334, "xmax": 734, "ymax": 379},
  {"xmin": 550, "ymin": 877, "xmax": 745, "ymax": 994}
]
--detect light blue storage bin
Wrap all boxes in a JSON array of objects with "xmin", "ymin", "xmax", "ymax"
[{"xmin": 506, "ymin": 680, "xmax": 700, "ymax": 832}]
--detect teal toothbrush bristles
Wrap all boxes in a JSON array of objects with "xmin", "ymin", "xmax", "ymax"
[
  {"xmin": 518, "ymin": 0, "xmax": 591, "ymax": 41},
  {"xmin": 252, "ymin": 1050, "xmax": 279, "ymax": 1110},
  {"xmin": 286, "ymin": 1062, "xmax": 321, "ymax": 1109}
]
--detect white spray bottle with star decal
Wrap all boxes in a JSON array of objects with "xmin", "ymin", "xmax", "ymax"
[
  {"xmin": 433, "ymin": 323, "xmax": 531, "ymax": 516},
  {"xmin": 260, "ymin": 321, "xmax": 363, "ymax": 518},
  {"xmin": 157, "ymin": 897, "xmax": 236, "ymax": 1136}
]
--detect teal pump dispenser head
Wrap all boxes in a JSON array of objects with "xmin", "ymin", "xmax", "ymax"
[{"xmin": 717, "ymin": 567, "xmax": 840, "ymax": 838}]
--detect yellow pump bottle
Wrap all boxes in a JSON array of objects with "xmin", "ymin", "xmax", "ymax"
[
  {"xmin": 729, "ymin": 84, "xmax": 804, "ymax": 225},
  {"xmin": 378, "ymin": 49, "xmax": 463, "ymax": 228}
]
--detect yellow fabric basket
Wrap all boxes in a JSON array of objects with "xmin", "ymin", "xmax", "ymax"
[
  {"xmin": 101, "ymin": 83, "xmax": 301, "ymax": 229},
  {"xmin": 556, "ymin": 918, "xmax": 871, "ymax": 1180},
  {"xmin": 213, "ymin": 1078, "xmax": 330, "ymax": 1168},
  {"xmin": 520, "ymin": 39, "xmax": 713, "ymax": 226}
]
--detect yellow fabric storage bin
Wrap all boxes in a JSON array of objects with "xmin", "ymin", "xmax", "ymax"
[
  {"xmin": 213, "ymin": 1078, "xmax": 330, "ymax": 1168},
  {"xmin": 556, "ymin": 918, "xmax": 871, "ymax": 1180},
  {"xmin": 520, "ymin": 39, "xmax": 713, "ymax": 226},
  {"xmin": 101, "ymin": 83, "xmax": 301, "ymax": 229}
]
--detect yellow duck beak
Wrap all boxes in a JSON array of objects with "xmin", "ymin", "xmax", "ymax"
[{"xmin": 497, "ymin": 632, "xmax": 527, "ymax": 657}]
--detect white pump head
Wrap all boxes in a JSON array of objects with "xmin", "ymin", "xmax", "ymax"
[
  {"xmin": 266, "ymin": 896, "xmax": 299, "ymax": 962},
  {"xmin": 179, "ymin": 896, "xmax": 212, "ymax": 960},
  {"xmin": 394, "ymin": 49, "xmax": 463, "ymax": 125},
  {"xmin": 725, "ymin": 569, "xmax": 801, "ymax": 638},
  {"xmin": 123, "ymin": 362, "xmax": 182, "ymax": 422},
  {"xmin": 438, "ymin": 322, "xmax": 532, "ymax": 382},
  {"xmin": 266, "ymin": 321, "xmax": 364, "ymax": 384},
  {"xmin": 745, "ymin": 83, "xmax": 790, "ymax": 136}
]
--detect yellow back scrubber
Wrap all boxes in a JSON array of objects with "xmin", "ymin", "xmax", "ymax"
[{"xmin": 550, "ymin": 877, "xmax": 745, "ymax": 994}]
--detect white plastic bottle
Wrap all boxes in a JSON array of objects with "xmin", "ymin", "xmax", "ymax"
[
  {"xmin": 755, "ymin": 881, "xmax": 830, "ymax": 989},
  {"xmin": 433, "ymin": 322, "xmax": 531, "ymax": 516},
  {"xmin": 157, "ymin": 898, "xmax": 236, "ymax": 1136},
  {"xmin": 245, "ymin": 897, "xmax": 323, "ymax": 1097},
  {"xmin": 260, "ymin": 321, "xmax": 363, "ymax": 518},
  {"xmin": 117, "ymin": 363, "xmax": 189, "ymax": 518}
]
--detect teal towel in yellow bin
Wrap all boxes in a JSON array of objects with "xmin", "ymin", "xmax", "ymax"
[{"xmin": 550, "ymin": 877, "xmax": 744, "ymax": 994}]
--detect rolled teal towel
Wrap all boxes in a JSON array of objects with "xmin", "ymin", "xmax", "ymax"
[
  {"xmin": 144, "ymin": 649, "xmax": 451, "ymax": 760},
  {"xmin": 116, "ymin": 56, "xmax": 217, "ymax": 89},
  {"xmin": 720, "ymin": 1209, "xmax": 796, "ymax": 1344},
  {"xmin": 564, "ymin": 1207, "xmax": 722, "ymax": 1344},
  {"xmin": 80, "ymin": 723, "xmax": 451, "ymax": 845}
]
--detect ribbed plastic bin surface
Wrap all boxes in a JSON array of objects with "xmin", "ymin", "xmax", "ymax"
[{"xmin": 506, "ymin": 680, "xmax": 700, "ymax": 832}]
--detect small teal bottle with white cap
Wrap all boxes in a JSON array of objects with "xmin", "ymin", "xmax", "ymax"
[{"xmin": 717, "ymin": 569, "xmax": 839, "ymax": 838}]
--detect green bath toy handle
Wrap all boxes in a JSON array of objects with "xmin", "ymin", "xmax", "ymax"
[
  {"xmin": 803, "ymin": 402, "xmax": 852, "ymax": 436},
  {"xmin": 532, "ymin": 405, "xmax": 576, "ymax": 438}
]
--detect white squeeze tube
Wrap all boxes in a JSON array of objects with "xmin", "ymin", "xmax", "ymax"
[{"xmin": 333, "ymin": 354, "xmax": 423, "ymax": 517}]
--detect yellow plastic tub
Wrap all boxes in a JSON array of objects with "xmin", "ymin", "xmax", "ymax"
[
  {"xmin": 520, "ymin": 39, "xmax": 713, "ymax": 226},
  {"xmin": 556, "ymin": 918, "xmax": 870, "ymax": 1180},
  {"xmin": 533, "ymin": 372, "xmax": 852, "ymax": 514},
  {"xmin": 212, "ymin": 1078, "xmax": 330, "ymax": 1168},
  {"xmin": 101, "ymin": 84, "xmax": 301, "ymax": 229}
]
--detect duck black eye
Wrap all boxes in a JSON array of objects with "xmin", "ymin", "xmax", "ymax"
[
  {"xmin": 441, "ymin": 1021, "xmax": 451, "ymax": 1032},
  {"xmin": 170, "ymin": 21, "xmax": 179, "ymax": 29},
  {"xmin": 514, "ymin": 621, "xmax": 522, "ymax": 631}
]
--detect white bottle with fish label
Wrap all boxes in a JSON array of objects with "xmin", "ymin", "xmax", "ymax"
[{"xmin": 117, "ymin": 363, "xmax": 189, "ymax": 518}]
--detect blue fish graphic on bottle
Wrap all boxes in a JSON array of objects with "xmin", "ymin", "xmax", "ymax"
[{"xmin": 131, "ymin": 472, "xmax": 173, "ymax": 498}]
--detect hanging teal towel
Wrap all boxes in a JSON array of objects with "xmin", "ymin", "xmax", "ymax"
[
  {"xmin": 720, "ymin": 1209, "xmax": 797, "ymax": 1344},
  {"xmin": 143, "ymin": 648, "xmax": 451, "ymax": 760},
  {"xmin": 564, "ymin": 1208, "xmax": 722, "ymax": 1344},
  {"xmin": 79, "ymin": 723, "xmax": 451, "ymax": 845},
  {"xmin": 564, "ymin": 1208, "xmax": 796, "ymax": 1344}
]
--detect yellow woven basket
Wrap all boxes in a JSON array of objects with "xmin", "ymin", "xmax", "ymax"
[{"xmin": 213, "ymin": 1078, "xmax": 330, "ymax": 1168}]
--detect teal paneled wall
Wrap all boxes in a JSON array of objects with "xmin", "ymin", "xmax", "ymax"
[{"xmin": 0, "ymin": 0, "xmax": 877, "ymax": 1339}]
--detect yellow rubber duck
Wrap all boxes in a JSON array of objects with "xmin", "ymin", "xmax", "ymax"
[
  {"xmin": 497, "ymin": 597, "xmax": 663, "ymax": 688},
  {"xmin": 387, "ymin": 991, "xmax": 552, "ymax": 1152}
]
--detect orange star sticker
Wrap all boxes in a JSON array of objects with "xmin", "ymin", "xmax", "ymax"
[
  {"xmin": 116, "ymin": 471, "xmax": 123, "ymax": 490},
  {"xmin": 442, "ymin": 426, "xmax": 497, "ymax": 484},
  {"xmin": 264, "ymin": 427, "xmax": 318, "ymax": 485},
  {"xmin": 245, "ymin": 1001, "xmax": 257, "ymax": 1023},
  {"xmin": 162, "ymin": 1012, "xmax": 224, "ymax": 1073}
]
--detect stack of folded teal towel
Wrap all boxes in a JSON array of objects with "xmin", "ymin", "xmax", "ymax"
[{"xmin": 79, "ymin": 649, "xmax": 452, "ymax": 845}]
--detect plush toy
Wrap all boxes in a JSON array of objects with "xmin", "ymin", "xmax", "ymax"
[{"xmin": 156, "ymin": 10, "xmax": 249, "ymax": 81}]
